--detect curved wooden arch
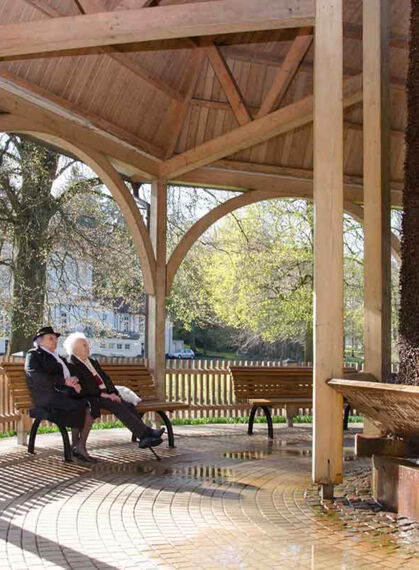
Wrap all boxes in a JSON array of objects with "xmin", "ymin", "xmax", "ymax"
[
  {"xmin": 0, "ymin": 115, "xmax": 156, "ymax": 294},
  {"xmin": 167, "ymin": 190, "xmax": 401, "ymax": 293}
]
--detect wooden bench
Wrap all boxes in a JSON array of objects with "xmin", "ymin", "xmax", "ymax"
[
  {"xmin": 328, "ymin": 378, "xmax": 419, "ymax": 519},
  {"xmin": 1, "ymin": 361, "xmax": 189, "ymax": 461},
  {"xmin": 230, "ymin": 366, "xmax": 355, "ymax": 438}
]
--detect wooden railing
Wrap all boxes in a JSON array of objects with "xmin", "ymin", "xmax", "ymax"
[{"xmin": 0, "ymin": 356, "xmax": 367, "ymax": 433}]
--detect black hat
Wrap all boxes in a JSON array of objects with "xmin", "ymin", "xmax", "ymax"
[{"xmin": 33, "ymin": 326, "xmax": 61, "ymax": 342}]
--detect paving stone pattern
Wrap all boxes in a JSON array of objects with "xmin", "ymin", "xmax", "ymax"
[{"xmin": 0, "ymin": 424, "xmax": 418, "ymax": 569}]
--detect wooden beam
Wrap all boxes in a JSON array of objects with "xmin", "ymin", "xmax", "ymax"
[
  {"xmin": 147, "ymin": 180, "xmax": 167, "ymax": 397},
  {"xmin": 191, "ymin": 98, "xmax": 406, "ymax": 139},
  {"xmin": 213, "ymin": 158, "xmax": 404, "ymax": 192},
  {"xmin": 363, "ymin": 0, "xmax": 392, "ymax": 393},
  {"xmin": 159, "ymin": 74, "xmax": 362, "ymax": 179},
  {"xmin": 257, "ymin": 28, "xmax": 313, "ymax": 118},
  {"xmin": 312, "ymin": 0, "xmax": 344, "ymax": 494},
  {"xmin": 204, "ymin": 41, "xmax": 252, "ymax": 125},
  {"xmin": 0, "ymin": 0, "xmax": 315, "ymax": 59}
]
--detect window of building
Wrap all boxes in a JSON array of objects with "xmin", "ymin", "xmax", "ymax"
[
  {"xmin": 125, "ymin": 344, "xmax": 130, "ymax": 350},
  {"xmin": 117, "ymin": 343, "xmax": 122, "ymax": 350},
  {"xmin": 109, "ymin": 343, "xmax": 115, "ymax": 349},
  {"xmin": 100, "ymin": 343, "xmax": 106, "ymax": 349}
]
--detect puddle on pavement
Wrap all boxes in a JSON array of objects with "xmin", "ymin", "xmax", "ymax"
[{"xmin": 223, "ymin": 448, "xmax": 355, "ymax": 460}]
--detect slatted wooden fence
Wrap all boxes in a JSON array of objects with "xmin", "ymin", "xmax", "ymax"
[{"xmin": 0, "ymin": 356, "xmax": 370, "ymax": 433}]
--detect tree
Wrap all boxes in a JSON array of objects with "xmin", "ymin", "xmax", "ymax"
[
  {"xmin": 398, "ymin": 0, "xmax": 419, "ymax": 385},
  {"xmin": 0, "ymin": 134, "xmax": 145, "ymax": 352},
  {"xmin": 0, "ymin": 136, "xmax": 75, "ymax": 351}
]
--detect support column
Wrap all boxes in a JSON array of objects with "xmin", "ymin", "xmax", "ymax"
[
  {"xmin": 363, "ymin": 0, "xmax": 391, "ymax": 389},
  {"xmin": 147, "ymin": 180, "xmax": 167, "ymax": 398},
  {"xmin": 313, "ymin": 0, "xmax": 344, "ymax": 498}
]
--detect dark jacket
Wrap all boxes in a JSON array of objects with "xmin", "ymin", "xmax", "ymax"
[
  {"xmin": 25, "ymin": 347, "xmax": 78, "ymax": 409},
  {"xmin": 68, "ymin": 355, "xmax": 118, "ymax": 398}
]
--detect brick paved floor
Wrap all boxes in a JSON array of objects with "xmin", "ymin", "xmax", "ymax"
[{"xmin": 0, "ymin": 423, "xmax": 418, "ymax": 569}]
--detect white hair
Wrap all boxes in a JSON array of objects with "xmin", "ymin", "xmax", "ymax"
[{"xmin": 63, "ymin": 332, "xmax": 89, "ymax": 356}]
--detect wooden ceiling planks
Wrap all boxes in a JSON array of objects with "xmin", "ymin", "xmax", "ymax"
[{"xmin": 0, "ymin": 0, "xmax": 409, "ymax": 192}]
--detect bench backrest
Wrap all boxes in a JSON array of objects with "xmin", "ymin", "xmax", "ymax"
[
  {"xmin": 0, "ymin": 362, "xmax": 157, "ymax": 412},
  {"xmin": 230, "ymin": 366, "xmax": 313, "ymax": 402}
]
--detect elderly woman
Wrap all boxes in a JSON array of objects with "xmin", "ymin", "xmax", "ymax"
[
  {"xmin": 64, "ymin": 332, "xmax": 164, "ymax": 449},
  {"xmin": 25, "ymin": 326, "xmax": 95, "ymax": 462}
]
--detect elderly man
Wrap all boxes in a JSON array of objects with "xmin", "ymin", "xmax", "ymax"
[{"xmin": 25, "ymin": 326, "xmax": 95, "ymax": 462}]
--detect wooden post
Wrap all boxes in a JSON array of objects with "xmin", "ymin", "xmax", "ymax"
[
  {"xmin": 147, "ymin": 180, "xmax": 167, "ymax": 398},
  {"xmin": 313, "ymin": 0, "xmax": 344, "ymax": 498},
  {"xmin": 363, "ymin": 0, "xmax": 391, "ymax": 395}
]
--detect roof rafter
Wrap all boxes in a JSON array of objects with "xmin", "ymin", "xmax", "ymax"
[
  {"xmin": 257, "ymin": 27, "xmax": 313, "ymax": 118},
  {"xmin": 202, "ymin": 40, "xmax": 252, "ymax": 125},
  {"xmin": 158, "ymin": 74, "xmax": 362, "ymax": 179},
  {"xmin": 0, "ymin": 0, "xmax": 315, "ymax": 58}
]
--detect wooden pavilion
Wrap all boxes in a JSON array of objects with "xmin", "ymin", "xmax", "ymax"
[{"xmin": 0, "ymin": 0, "xmax": 407, "ymax": 497}]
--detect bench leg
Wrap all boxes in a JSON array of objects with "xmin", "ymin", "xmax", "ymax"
[
  {"xmin": 17, "ymin": 414, "xmax": 30, "ymax": 446},
  {"xmin": 28, "ymin": 418, "xmax": 41, "ymax": 454},
  {"xmin": 57, "ymin": 425, "xmax": 73, "ymax": 462},
  {"xmin": 157, "ymin": 411, "xmax": 175, "ymax": 448},
  {"xmin": 343, "ymin": 403, "xmax": 351, "ymax": 431},
  {"xmin": 261, "ymin": 406, "xmax": 274, "ymax": 439},
  {"xmin": 248, "ymin": 405, "xmax": 258, "ymax": 436},
  {"xmin": 286, "ymin": 406, "xmax": 296, "ymax": 428}
]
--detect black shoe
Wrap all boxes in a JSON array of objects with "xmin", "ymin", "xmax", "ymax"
[
  {"xmin": 138, "ymin": 436, "xmax": 163, "ymax": 449},
  {"xmin": 72, "ymin": 448, "xmax": 91, "ymax": 463},
  {"xmin": 85, "ymin": 455, "xmax": 98, "ymax": 464},
  {"xmin": 149, "ymin": 427, "xmax": 165, "ymax": 438}
]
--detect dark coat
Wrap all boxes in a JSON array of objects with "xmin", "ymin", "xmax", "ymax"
[
  {"xmin": 68, "ymin": 355, "xmax": 118, "ymax": 398},
  {"xmin": 24, "ymin": 348, "xmax": 85, "ymax": 426}
]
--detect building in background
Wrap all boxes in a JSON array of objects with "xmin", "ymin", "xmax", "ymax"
[{"xmin": 0, "ymin": 256, "xmax": 176, "ymax": 357}]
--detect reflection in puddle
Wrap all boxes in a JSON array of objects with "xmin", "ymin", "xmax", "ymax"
[
  {"xmin": 223, "ymin": 448, "xmax": 355, "ymax": 461},
  {"xmin": 172, "ymin": 465, "xmax": 234, "ymax": 484},
  {"xmin": 223, "ymin": 450, "xmax": 273, "ymax": 460}
]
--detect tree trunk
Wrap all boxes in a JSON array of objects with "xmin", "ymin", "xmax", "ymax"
[
  {"xmin": 8, "ymin": 231, "xmax": 49, "ymax": 354},
  {"xmin": 6, "ymin": 139, "xmax": 59, "ymax": 354},
  {"xmin": 398, "ymin": 0, "xmax": 419, "ymax": 385}
]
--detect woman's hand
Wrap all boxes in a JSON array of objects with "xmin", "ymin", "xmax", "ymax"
[
  {"xmin": 65, "ymin": 376, "xmax": 81, "ymax": 394},
  {"xmin": 102, "ymin": 392, "xmax": 121, "ymax": 403}
]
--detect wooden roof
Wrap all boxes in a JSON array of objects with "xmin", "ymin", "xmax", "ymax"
[{"xmin": 0, "ymin": 0, "xmax": 408, "ymax": 204}]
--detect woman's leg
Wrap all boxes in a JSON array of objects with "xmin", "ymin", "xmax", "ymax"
[
  {"xmin": 100, "ymin": 398, "xmax": 151, "ymax": 440},
  {"xmin": 71, "ymin": 428, "xmax": 80, "ymax": 447},
  {"xmin": 74, "ymin": 409, "xmax": 94, "ymax": 458}
]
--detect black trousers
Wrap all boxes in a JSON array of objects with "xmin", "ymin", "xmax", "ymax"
[{"xmin": 94, "ymin": 397, "xmax": 150, "ymax": 440}]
